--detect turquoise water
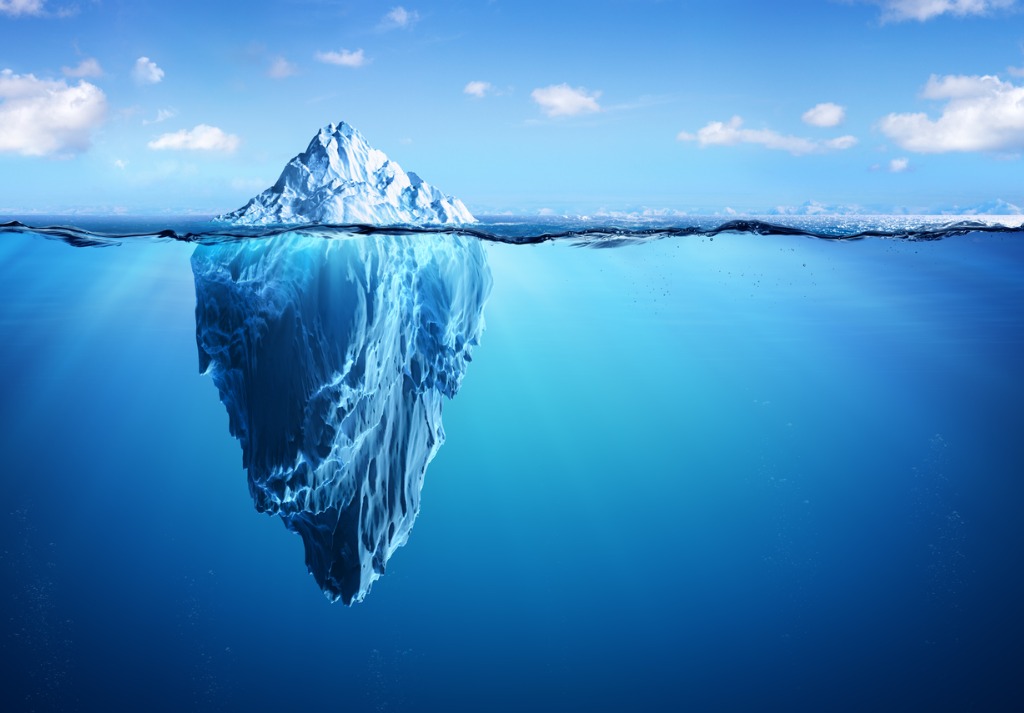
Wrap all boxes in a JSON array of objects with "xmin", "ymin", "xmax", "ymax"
[{"xmin": 1, "ymin": 219, "xmax": 1023, "ymax": 711}]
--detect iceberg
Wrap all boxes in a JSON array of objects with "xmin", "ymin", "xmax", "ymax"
[
  {"xmin": 192, "ymin": 231, "xmax": 490, "ymax": 603},
  {"xmin": 218, "ymin": 121, "xmax": 476, "ymax": 226}
]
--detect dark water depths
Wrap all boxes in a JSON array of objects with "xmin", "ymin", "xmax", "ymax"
[{"xmin": 1, "ymin": 217, "xmax": 1023, "ymax": 711}]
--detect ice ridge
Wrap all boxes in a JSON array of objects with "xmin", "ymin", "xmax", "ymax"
[{"xmin": 217, "ymin": 122, "xmax": 475, "ymax": 226}]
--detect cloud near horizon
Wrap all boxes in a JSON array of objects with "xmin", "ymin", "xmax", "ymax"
[
  {"xmin": 464, "ymin": 81, "xmax": 492, "ymax": 98},
  {"xmin": 879, "ymin": 74, "xmax": 1024, "ymax": 152},
  {"xmin": 871, "ymin": 0, "xmax": 1015, "ymax": 22},
  {"xmin": 0, "ymin": 0, "xmax": 44, "ymax": 16},
  {"xmin": 148, "ymin": 124, "xmax": 240, "ymax": 153},
  {"xmin": 381, "ymin": 6, "xmax": 419, "ymax": 29},
  {"xmin": 142, "ymin": 108, "xmax": 176, "ymax": 126},
  {"xmin": 0, "ymin": 69, "xmax": 107, "ymax": 157},
  {"xmin": 531, "ymin": 84, "xmax": 602, "ymax": 117},
  {"xmin": 890, "ymin": 157, "xmax": 910, "ymax": 172},
  {"xmin": 315, "ymin": 49, "xmax": 367, "ymax": 67},
  {"xmin": 678, "ymin": 116, "xmax": 857, "ymax": 155},
  {"xmin": 268, "ymin": 56, "xmax": 298, "ymax": 79},
  {"xmin": 133, "ymin": 57, "xmax": 164, "ymax": 85},
  {"xmin": 62, "ymin": 58, "xmax": 102, "ymax": 78},
  {"xmin": 802, "ymin": 102, "xmax": 846, "ymax": 127}
]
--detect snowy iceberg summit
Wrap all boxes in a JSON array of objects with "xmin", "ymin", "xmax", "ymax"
[
  {"xmin": 217, "ymin": 121, "xmax": 476, "ymax": 226},
  {"xmin": 192, "ymin": 230, "xmax": 490, "ymax": 603}
]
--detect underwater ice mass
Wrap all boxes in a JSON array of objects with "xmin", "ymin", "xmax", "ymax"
[{"xmin": 193, "ymin": 232, "xmax": 490, "ymax": 603}]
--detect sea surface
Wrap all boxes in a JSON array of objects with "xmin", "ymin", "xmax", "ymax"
[{"xmin": 1, "ymin": 216, "xmax": 1023, "ymax": 712}]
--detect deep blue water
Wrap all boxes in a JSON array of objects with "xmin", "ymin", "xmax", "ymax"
[{"xmin": 1, "ymin": 218, "xmax": 1023, "ymax": 712}]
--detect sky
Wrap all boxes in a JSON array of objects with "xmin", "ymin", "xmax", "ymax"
[{"xmin": 1, "ymin": 0, "xmax": 1024, "ymax": 215}]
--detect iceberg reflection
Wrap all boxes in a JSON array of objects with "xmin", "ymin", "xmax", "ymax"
[{"xmin": 191, "ymin": 231, "xmax": 491, "ymax": 603}]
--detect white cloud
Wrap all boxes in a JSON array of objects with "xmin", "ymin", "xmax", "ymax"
[
  {"xmin": 531, "ymin": 84, "xmax": 602, "ymax": 117},
  {"xmin": 381, "ymin": 6, "xmax": 419, "ymax": 29},
  {"xmin": 921, "ymin": 73, "xmax": 1005, "ymax": 99},
  {"xmin": 62, "ymin": 58, "xmax": 103, "ymax": 78},
  {"xmin": 142, "ymin": 108, "xmax": 176, "ymax": 125},
  {"xmin": 148, "ymin": 124, "xmax": 240, "ymax": 153},
  {"xmin": 0, "ymin": 0, "xmax": 44, "ymax": 16},
  {"xmin": 873, "ymin": 0, "xmax": 1015, "ymax": 22},
  {"xmin": 0, "ymin": 69, "xmax": 107, "ymax": 156},
  {"xmin": 133, "ymin": 56, "xmax": 164, "ymax": 85},
  {"xmin": 889, "ymin": 157, "xmax": 910, "ymax": 172},
  {"xmin": 113, "ymin": 158, "xmax": 127, "ymax": 170},
  {"xmin": 677, "ymin": 116, "xmax": 857, "ymax": 155},
  {"xmin": 464, "ymin": 80, "xmax": 492, "ymax": 98},
  {"xmin": 315, "ymin": 49, "xmax": 367, "ymax": 68},
  {"xmin": 828, "ymin": 135, "xmax": 858, "ymax": 150},
  {"xmin": 268, "ymin": 56, "xmax": 298, "ymax": 79},
  {"xmin": 879, "ymin": 74, "xmax": 1024, "ymax": 152},
  {"xmin": 802, "ymin": 102, "xmax": 846, "ymax": 127},
  {"xmin": 1009, "ymin": 65, "xmax": 1024, "ymax": 77},
  {"xmin": 768, "ymin": 201, "xmax": 869, "ymax": 216}
]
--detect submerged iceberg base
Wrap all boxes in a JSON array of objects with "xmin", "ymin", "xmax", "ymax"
[{"xmin": 191, "ymin": 231, "xmax": 490, "ymax": 603}]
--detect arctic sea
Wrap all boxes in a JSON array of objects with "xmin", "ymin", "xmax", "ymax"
[{"xmin": 1, "ymin": 217, "xmax": 1023, "ymax": 712}]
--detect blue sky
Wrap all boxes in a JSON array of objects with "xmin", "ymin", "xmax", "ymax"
[{"xmin": 2, "ymin": 0, "xmax": 1024, "ymax": 215}]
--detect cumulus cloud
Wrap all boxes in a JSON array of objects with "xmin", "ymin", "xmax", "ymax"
[
  {"xmin": 381, "ymin": 6, "xmax": 419, "ymax": 29},
  {"xmin": 62, "ymin": 58, "xmax": 102, "ymax": 78},
  {"xmin": 464, "ymin": 80, "xmax": 492, "ymax": 98},
  {"xmin": 873, "ymin": 0, "xmax": 1015, "ymax": 22},
  {"xmin": 879, "ymin": 74, "xmax": 1024, "ymax": 152},
  {"xmin": 531, "ymin": 84, "xmax": 602, "ymax": 117},
  {"xmin": 133, "ymin": 56, "xmax": 164, "ymax": 84},
  {"xmin": 677, "ymin": 116, "xmax": 857, "ymax": 155},
  {"xmin": 315, "ymin": 49, "xmax": 366, "ymax": 68},
  {"xmin": 0, "ymin": 69, "xmax": 107, "ymax": 156},
  {"xmin": 802, "ymin": 102, "xmax": 846, "ymax": 127},
  {"xmin": 147, "ymin": 124, "xmax": 240, "ymax": 153},
  {"xmin": 0, "ymin": 0, "xmax": 44, "ymax": 16},
  {"xmin": 889, "ymin": 157, "xmax": 910, "ymax": 172},
  {"xmin": 268, "ymin": 56, "xmax": 298, "ymax": 79}
]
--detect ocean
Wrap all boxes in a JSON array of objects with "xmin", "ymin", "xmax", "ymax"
[{"xmin": 0, "ymin": 216, "xmax": 1022, "ymax": 712}]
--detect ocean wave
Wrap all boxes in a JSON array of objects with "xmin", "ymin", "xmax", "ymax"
[{"xmin": 2, "ymin": 217, "xmax": 1023, "ymax": 249}]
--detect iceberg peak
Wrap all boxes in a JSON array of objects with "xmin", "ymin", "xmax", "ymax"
[{"xmin": 218, "ymin": 121, "xmax": 476, "ymax": 226}]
